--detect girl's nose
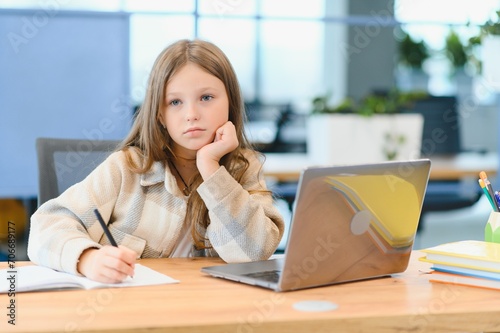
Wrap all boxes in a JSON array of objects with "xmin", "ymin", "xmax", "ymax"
[{"xmin": 185, "ymin": 103, "xmax": 199, "ymax": 121}]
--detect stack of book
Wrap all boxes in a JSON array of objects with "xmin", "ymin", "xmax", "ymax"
[{"xmin": 419, "ymin": 240, "xmax": 500, "ymax": 290}]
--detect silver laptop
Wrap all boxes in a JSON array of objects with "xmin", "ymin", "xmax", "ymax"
[{"xmin": 201, "ymin": 159, "xmax": 431, "ymax": 292}]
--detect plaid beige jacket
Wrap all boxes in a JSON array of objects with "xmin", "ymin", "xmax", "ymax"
[{"xmin": 28, "ymin": 149, "xmax": 284, "ymax": 276}]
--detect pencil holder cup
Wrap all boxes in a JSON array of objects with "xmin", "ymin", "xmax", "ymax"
[{"xmin": 485, "ymin": 211, "xmax": 500, "ymax": 243}]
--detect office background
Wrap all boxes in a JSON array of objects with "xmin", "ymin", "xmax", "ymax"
[{"xmin": 1, "ymin": 0, "xmax": 500, "ymax": 259}]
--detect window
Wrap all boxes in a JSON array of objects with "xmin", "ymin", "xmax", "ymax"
[
  {"xmin": 128, "ymin": 0, "xmax": 326, "ymax": 113},
  {"xmin": 0, "ymin": 0, "xmax": 122, "ymax": 11},
  {"xmin": 259, "ymin": 20, "xmax": 324, "ymax": 106},
  {"xmin": 129, "ymin": 15, "xmax": 195, "ymax": 104},
  {"xmin": 198, "ymin": 18, "xmax": 257, "ymax": 101},
  {"xmin": 2, "ymin": 1, "xmax": 498, "ymax": 109}
]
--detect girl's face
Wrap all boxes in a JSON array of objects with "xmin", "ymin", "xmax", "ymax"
[{"xmin": 160, "ymin": 63, "xmax": 229, "ymax": 158}]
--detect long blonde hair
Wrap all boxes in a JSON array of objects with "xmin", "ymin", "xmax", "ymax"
[{"xmin": 118, "ymin": 39, "xmax": 259, "ymax": 249}]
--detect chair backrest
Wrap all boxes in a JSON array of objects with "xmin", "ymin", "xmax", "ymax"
[
  {"xmin": 36, "ymin": 138, "xmax": 120, "ymax": 207},
  {"xmin": 403, "ymin": 95, "xmax": 461, "ymax": 156}
]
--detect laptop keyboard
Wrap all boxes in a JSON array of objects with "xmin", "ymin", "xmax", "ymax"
[{"xmin": 243, "ymin": 270, "xmax": 281, "ymax": 283}]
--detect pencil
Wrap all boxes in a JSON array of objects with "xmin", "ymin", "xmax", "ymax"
[
  {"xmin": 93, "ymin": 208, "xmax": 134, "ymax": 279},
  {"xmin": 479, "ymin": 179, "xmax": 496, "ymax": 211},
  {"xmin": 94, "ymin": 208, "xmax": 118, "ymax": 246},
  {"xmin": 479, "ymin": 172, "xmax": 499, "ymax": 212}
]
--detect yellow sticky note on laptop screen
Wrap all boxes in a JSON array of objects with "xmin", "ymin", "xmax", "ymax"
[{"xmin": 325, "ymin": 174, "xmax": 421, "ymax": 248}]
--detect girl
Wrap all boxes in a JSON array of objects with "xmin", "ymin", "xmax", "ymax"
[{"xmin": 28, "ymin": 39, "xmax": 285, "ymax": 283}]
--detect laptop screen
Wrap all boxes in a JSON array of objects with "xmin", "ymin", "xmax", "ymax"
[{"xmin": 279, "ymin": 159, "xmax": 431, "ymax": 291}]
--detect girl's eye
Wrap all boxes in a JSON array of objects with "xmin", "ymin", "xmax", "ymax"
[
  {"xmin": 170, "ymin": 99, "xmax": 181, "ymax": 106},
  {"xmin": 201, "ymin": 95, "xmax": 213, "ymax": 102}
]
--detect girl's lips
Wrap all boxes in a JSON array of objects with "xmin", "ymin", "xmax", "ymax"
[{"xmin": 184, "ymin": 127, "xmax": 205, "ymax": 135}]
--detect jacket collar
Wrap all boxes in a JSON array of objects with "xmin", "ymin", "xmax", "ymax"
[
  {"xmin": 140, "ymin": 161, "xmax": 165, "ymax": 186},
  {"xmin": 139, "ymin": 160, "xmax": 180, "ymax": 195}
]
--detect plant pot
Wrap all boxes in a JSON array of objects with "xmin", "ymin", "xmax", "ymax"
[
  {"xmin": 306, "ymin": 113, "xmax": 424, "ymax": 166},
  {"xmin": 452, "ymin": 68, "xmax": 473, "ymax": 99},
  {"xmin": 396, "ymin": 66, "xmax": 429, "ymax": 92}
]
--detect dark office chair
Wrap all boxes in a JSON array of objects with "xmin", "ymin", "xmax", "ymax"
[
  {"xmin": 246, "ymin": 102, "xmax": 306, "ymax": 212},
  {"xmin": 408, "ymin": 95, "xmax": 461, "ymax": 156},
  {"xmin": 36, "ymin": 138, "xmax": 120, "ymax": 207},
  {"xmin": 246, "ymin": 101, "xmax": 306, "ymax": 154}
]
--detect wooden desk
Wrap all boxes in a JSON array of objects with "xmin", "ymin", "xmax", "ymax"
[
  {"xmin": 263, "ymin": 152, "xmax": 498, "ymax": 182},
  {"xmin": 2, "ymin": 253, "xmax": 500, "ymax": 333}
]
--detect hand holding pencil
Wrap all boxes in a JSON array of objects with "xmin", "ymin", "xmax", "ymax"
[{"xmin": 76, "ymin": 209, "xmax": 136, "ymax": 283}]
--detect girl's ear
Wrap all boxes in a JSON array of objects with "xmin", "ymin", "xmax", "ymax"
[{"xmin": 158, "ymin": 114, "xmax": 166, "ymax": 128}]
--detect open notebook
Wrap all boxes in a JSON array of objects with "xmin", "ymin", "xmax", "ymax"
[
  {"xmin": 202, "ymin": 159, "xmax": 431, "ymax": 292},
  {"xmin": 1, "ymin": 264, "xmax": 178, "ymax": 293}
]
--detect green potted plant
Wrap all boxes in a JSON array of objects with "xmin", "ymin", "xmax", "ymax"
[
  {"xmin": 311, "ymin": 90, "xmax": 427, "ymax": 116},
  {"xmin": 464, "ymin": 10, "xmax": 500, "ymax": 75},
  {"xmin": 444, "ymin": 29, "xmax": 474, "ymax": 96},
  {"xmin": 311, "ymin": 94, "xmax": 355, "ymax": 114},
  {"xmin": 445, "ymin": 30, "xmax": 468, "ymax": 71},
  {"xmin": 396, "ymin": 30, "xmax": 431, "ymax": 91},
  {"xmin": 307, "ymin": 90, "xmax": 427, "ymax": 164},
  {"xmin": 398, "ymin": 31, "xmax": 430, "ymax": 70},
  {"xmin": 482, "ymin": 10, "xmax": 500, "ymax": 36}
]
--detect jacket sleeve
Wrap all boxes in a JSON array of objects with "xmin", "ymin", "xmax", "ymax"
[
  {"xmin": 27, "ymin": 152, "xmax": 124, "ymax": 275},
  {"xmin": 197, "ymin": 151, "xmax": 285, "ymax": 263}
]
